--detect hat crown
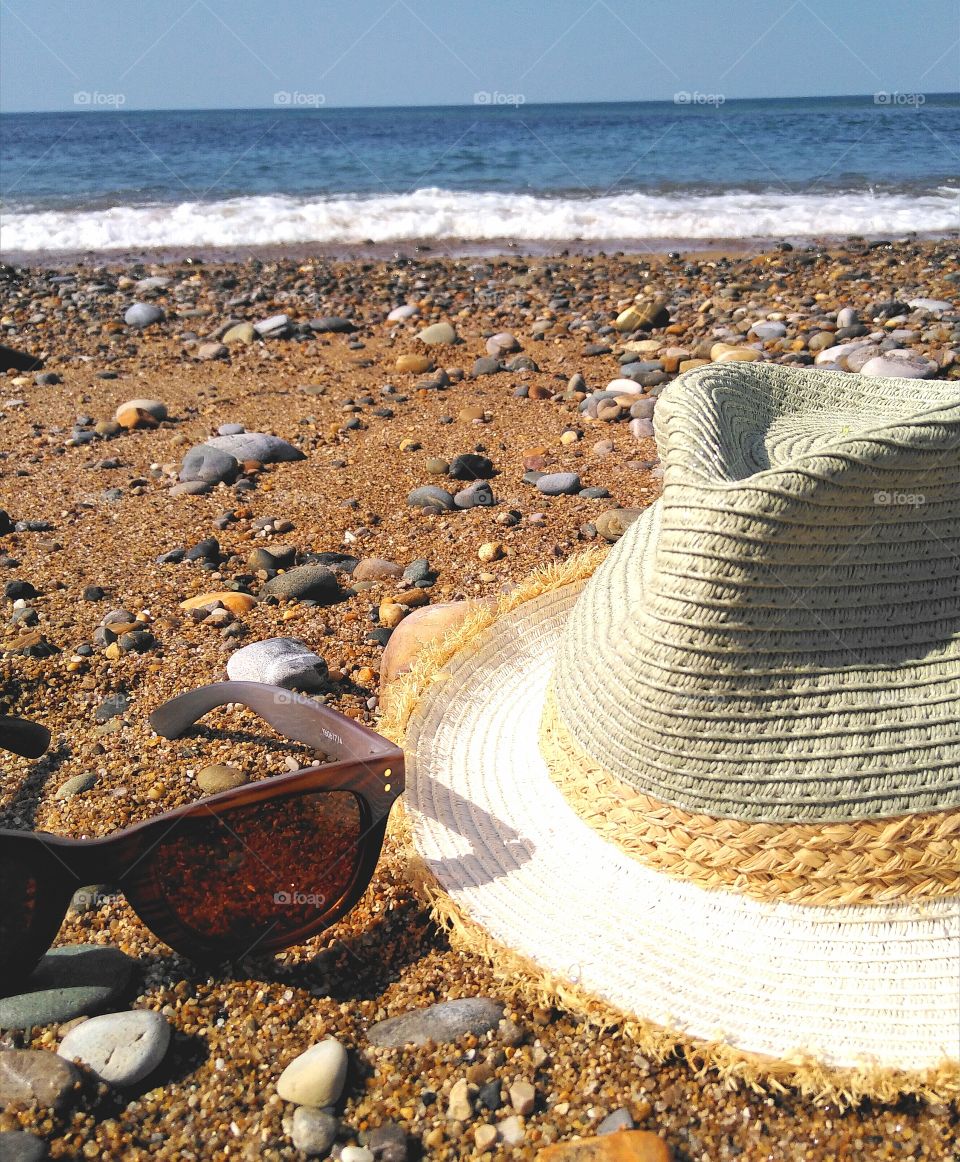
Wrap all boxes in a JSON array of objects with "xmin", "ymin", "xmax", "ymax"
[{"xmin": 553, "ymin": 365, "xmax": 960, "ymax": 822}]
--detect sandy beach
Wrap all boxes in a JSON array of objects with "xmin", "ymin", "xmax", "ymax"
[{"xmin": 0, "ymin": 240, "xmax": 958, "ymax": 1159}]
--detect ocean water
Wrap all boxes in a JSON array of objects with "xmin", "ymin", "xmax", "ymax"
[{"xmin": 1, "ymin": 96, "xmax": 957, "ymax": 253}]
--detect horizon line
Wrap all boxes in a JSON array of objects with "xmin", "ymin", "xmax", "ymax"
[{"xmin": 2, "ymin": 91, "xmax": 957, "ymax": 116}]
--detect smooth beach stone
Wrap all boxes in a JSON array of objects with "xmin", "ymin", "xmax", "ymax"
[
  {"xmin": 596, "ymin": 508, "xmax": 645, "ymax": 543},
  {"xmin": 170, "ymin": 480, "xmax": 212, "ymax": 497},
  {"xmin": 253, "ymin": 313, "xmax": 290, "ymax": 337},
  {"xmin": 181, "ymin": 591, "xmax": 256, "ymax": 615},
  {"xmin": 629, "ymin": 398, "xmax": 656, "ymax": 420},
  {"xmin": 454, "ymin": 481, "xmax": 495, "ymax": 509},
  {"xmin": 749, "ymin": 320, "xmax": 787, "ymax": 341},
  {"xmin": 204, "ymin": 432, "xmax": 305, "ymax": 464},
  {"xmin": 387, "ymin": 304, "xmax": 419, "ymax": 322},
  {"xmin": 197, "ymin": 341, "xmax": 228, "ymax": 361},
  {"xmin": 424, "ymin": 457, "xmax": 449, "ymax": 475},
  {"xmin": 196, "ymin": 764, "xmax": 246, "ymax": 793},
  {"xmin": 353, "ymin": 558, "xmax": 403, "ymax": 582},
  {"xmin": 114, "ymin": 398, "xmax": 167, "ymax": 423},
  {"xmin": 123, "ymin": 303, "xmax": 164, "ymax": 328},
  {"xmin": 449, "ymin": 453, "xmax": 494, "ymax": 480},
  {"xmin": 859, "ymin": 351, "xmax": 937, "ymax": 378},
  {"xmin": 0, "ymin": 1050, "xmax": 80, "ymax": 1112},
  {"xmin": 363, "ymin": 1122, "xmax": 408, "ymax": 1162},
  {"xmin": 402, "ymin": 558, "xmax": 433, "ymax": 586},
  {"xmin": 0, "ymin": 945, "xmax": 134, "ymax": 1031},
  {"xmin": 276, "ymin": 1037, "xmax": 348, "ymax": 1107},
  {"xmin": 536, "ymin": 472, "xmax": 582, "ymax": 496},
  {"xmin": 260, "ymin": 565, "xmax": 340, "ymax": 603},
  {"xmin": 0, "ymin": 1130, "xmax": 49, "ymax": 1161},
  {"xmin": 309, "ymin": 316, "xmax": 357, "ymax": 333},
  {"xmin": 417, "ymin": 321, "xmax": 457, "ymax": 345},
  {"xmin": 597, "ymin": 1108, "xmax": 635, "ymax": 1135},
  {"xmin": 605, "ymin": 378, "xmax": 644, "ymax": 396},
  {"xmin": 55, "ymin": 772, "xmax": 97, "ymax": 800},
  {"xmin": 226, "ymin": 636, "xmax": 328, "ymax": 689},
  {"xmin": 486, "ymin": 332, "xmax": 520, "ymax": 355},
  {"xmin": 134, "ymin": 275, "xmax": 171, "ymax": 292},
  {"xmin": 407, "ymin": 485, "xmax": 456, "ymax": 511},
  {"xmin": 341, "ymin": 1149, "xmax": 374, "ymax": 1162},
  {"xmin": 814, "ymin": 341, "xmax": 874, "ymax": 367},
  {"xmin": 630, "ymin": 417, "xmax": 655, "ymax": 439},
  {"xmin": 222, "ymin": 322, "xmax": 257, "ymax": 345},
  {"xmin": 379, "ymin": 601, "xmax": 481, "ymax": 685},
  {"xmin": 178, "ymin": 444, "xmax": 240, "ymax": 485},
  {"xmin": 908, "ymin": 297, "xmax": 952, "ymax": 313},
  {"xmin": 367, "ymin": 998, "xmax": 504, "ymax": 1048},
  {"xmin": 395, "ymin": 353, "xmax": 433, "ymax": 373},
  {"xmin": 836, "ymin": 307, "xmax": 859, "ymax": 328},
  {"xmin": 290, "ymin": 1107, "xmax": 339, "ymax": 1157},
  {"xmin": 58, "ymin": 1009, "xmax": 171, "ymax": 1087},
  {"xmin": 217, "ymin": 422, "xmax": 245, "ymax": 436},
  {"xmin": 842, "ymin": 345, "xmax": 883, "ymax": 373},
  {"xmin": 472, "ymin": 355, "xmax": 502, "ymax": 376}
]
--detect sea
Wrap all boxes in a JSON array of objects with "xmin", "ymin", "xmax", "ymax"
[{"xmin": 1, "ymin": 95, "xmax": 958, "ymax": 257}]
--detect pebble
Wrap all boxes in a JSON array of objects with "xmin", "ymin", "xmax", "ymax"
[
  {"xmin": 402, "ymin": 558, "xmax": 433, "ymax": 586},
  {"xmin": 55, "ymin": 772, "xmax": 97, "ymax": 800},
  {"xmin": 204, "ymin": 432, "xmax": 305, "ymax": 464},
  {"xmin": 197, "ymin": 341, "xmax": 228, "ymax": 361},
  {"xmin": 449, "ymin": 453, "xmax": 494, "ymax": 480},
  {"xmin": 254, "ymin": 313, "xmax": 290, "ymax": 338},
  {"xmin": 367, "ymin": 998, "xmax": 503, "ymax": 1047},
  {"xmin": 455, "ymin": 481, "xmax": 495, "ymax": 509},
  {"xmin": 605, "ymin": 378, "xmax": 644, "ymax": 396},
  {"xmin": 486, "ymin": 331, "xmax": 520, "ymax": 355},
  {"xmin": 417, "ymin": 321, "xmax": 457, "ymax": 345},
  {"xmin": 290, "ymin": 1107, "xmax": 339, "ymax": 1157},
  {"xmin": 388, "ymin": 304, "xmax": 419, "ymax": 322},
  {"xmin": 94, "ymin": 691, "xmax": 130, "ymax": 722},
  {"xmin": 179, "ymin": 444, "xmax": 240, "ymax": 485},
  {"xmin": 180, "ymin": 591, "xmax": 256, "ymax": 615},
  {"xmin": 225, "ymin": 637, "xmax": 328, "ymax": 689},
  {"xmin": 475, "ymin": 1124, "xmax": 499, "ymax": 1151},
  {"xmin": 115, "ymin": 397, "xmax": 167, "ymax": 424},
  {"xmin": 0, "ymin": 945, "xmax": 134, "ymax": 1031},
  {"xmin": 908, "ymin": 297, "xmax": 952, "ymax": 313},
  {"xmin": 596, "ymin": 508, "xmax": 644, "ymax": 542},
  {"xmin": 364, "ymin": 1122, "xmax": 408, "ymax": 1161},
  {"xmin": 597, "ymin": 1108, "xmax": 635, "ymax": 1134},
  {"xmin": 309, "ymin": 315, "xmax": 356, "ymax": 333},
  {"xmin": 276, "ymin": 1037, "xmax": 348, "ymax": 1106},
  {"xmin": 424, "ymin": 457, "xmax": 449, "ymax": 475},
  {"xmin": 858, "ymin": 350, "xmax": 937, "ymax": 378},
  {"xmin": 380, "ymin": 601, "xmax": 482, "ymax": 683},
  {"xmin": 395, "ymin": 353, "xmax": 433, "ymax": 373},
  {"xmin": 341, "ymin": 1149, "xmax": 374, "ymax": 1162},
  {"xmin": 477, "ymin": 541, "xmax": 504, "ymax": 562},
  {"xmin": 509, "ymin": 1079, "xmax": 536, "ymax": 1115},
  {"xmin": 407, "ymin": 485, "xmax": 456, "ymax": 511},
  {"xmin": 749, "ymin": 320, "xmax": 787, "ymax": 341},
  {"xmin": 261, "ymin": 565, "xmax": 341, "ymax": 603},
  {"xmin": 124, "ymin": 303, "xmax": 164, "ymax": 328},
  {"xmin": 630, "ymin": 417, "xmax": 655, "ymax": 439},
  {"xmin": 498, "ymin": 1115, "xmax": 526, "ymax": 1147},
  {"xmin": 536, "ymin": 472, "xmax": 581, "ymax": 495},
  {"xmin": 0, "ymin": 1130, "xmax": 49, "ymax": 1161},
  {"xmin": 196, "ymin": 764, "xmax": 246, "ymax": 793},
  {"xmin": 447, "ymin": 1078, "xmax": 475, "ymax": 1120},
  {"xmin": 0, "ymin": 1050, "xmax": 80, "ymax": 1112},
  {"xmin": 353, "ymin": 558, "xmax": 403, "ymax": 582},
  {"xmin": 222, "ymin": 322, "xmax": 257, "ymax": 345},
  {"xmin": 473, "ymin": 355, "xmax": 502, "ymax": 376},
  {"xmin": 58, "ymin": 1008, "xmax": 171, "ymax": 1087}
]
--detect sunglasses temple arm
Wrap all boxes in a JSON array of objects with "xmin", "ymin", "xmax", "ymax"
[
  {"xmin": 0, "ymin": 716, "xmax": 51, "ymax": 758},
  {"xmin": 148, "ymin": 681, "xmax": 397, "ymax": 763}
]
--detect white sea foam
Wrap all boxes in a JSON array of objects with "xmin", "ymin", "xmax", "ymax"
[{"xmin": 1, "ymin": 187, "xmax": 957, "ymax": 251}]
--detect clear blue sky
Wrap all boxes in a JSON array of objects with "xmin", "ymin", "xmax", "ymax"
[{"xmin": 1, "ymin": 0, "xmax": 957, "ymax": 113}]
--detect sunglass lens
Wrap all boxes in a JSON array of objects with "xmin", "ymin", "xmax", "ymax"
[{"xmin": 147, "ymin": 791, "xmax": 363, "ymax": 955}]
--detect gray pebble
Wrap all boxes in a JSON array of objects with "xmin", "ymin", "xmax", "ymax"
[
  {"xmin": 217, "ymin": 422, "xmax": 245, "ymax": 436},
  {"xmin": 0, "ymin": 945, "xmax": 134, "ymax": 1031},
  {"xmin": 94, "ymin": 691, "xmax": 130, "ymax": 722},
  {"xmin": 402, "ymin": 558, "xmax": 433, "ymax": 587},
  {"xmin": 0, "ymin": 1130, "xmax": 49, "ymax": 1161},
  {"xmin": 204, "ymin": 432, "xmax": 305, "ymax": 464},
  {"xmin": 226, "ymin": 637, "xmax": 327, "ymax": 690},
  {"xmin": 123, "ymin": 303, "xmax": 164, "ymax": 328},
  {"xmin": 536, "ymin": 472, "xmax": 581, "ymax": 496},
  {"xmin": 472, "ymin": 356, "xmax": 502, "ymax": 376},
  {"xmin": 407, "ymin": 485, "xmax": 455, "ymax": 511},
  {"xmin": 179, "ymin": 444, "xmax": 240, "ymax": 485},
  {"xmin": 260, "ymin": 566, "xmax": 340, "ymax": 603},
  {"xmin": 58, "ymin": 1009, "xmax": 171, "ymax": 1087},
  {"xmin": 55, "ymin": 772, "xmax": 97, "ymax": 800},
  {"xmin": 597, "ymin": 1107, "xmax": 635, "ymax": 1134},
  {"xmin": 290, "ymin": 1107, "xmax": 339, "ymax": 1157},
  {"xmin": 367, "ymin": 998, "xmax": 503, "ymax": 1048},
  {"xmin": 454, "ymin": 481, "xmax": 495, "ymax": 509},
  {"xmin": 364, "ymin": 1122, "xmax": 408, "ymax": 1162}
]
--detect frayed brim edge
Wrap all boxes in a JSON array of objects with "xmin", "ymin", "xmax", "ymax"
[{"xmin": 380, "ymin": 549, "xmax": 960, "ymax": 1108}]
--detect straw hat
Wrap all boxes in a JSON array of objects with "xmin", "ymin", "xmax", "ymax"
[{"xmin": 383, "ymin": 363, "xmax": 960, "ymax": 1103}]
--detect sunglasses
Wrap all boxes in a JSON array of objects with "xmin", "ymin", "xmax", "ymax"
[{"xmin": 0, "ymin": 681, "xmax": 404, "ymax": 989}]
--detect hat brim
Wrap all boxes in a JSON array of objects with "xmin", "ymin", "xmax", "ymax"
[{"xmin": 388, "ymin": 544, "xmax": 960, "ymax": 1104}]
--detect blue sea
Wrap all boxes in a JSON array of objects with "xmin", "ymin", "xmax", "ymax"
[{"xmin": 1, "ymin": 95, "xmax": 957, "ymax": 254}]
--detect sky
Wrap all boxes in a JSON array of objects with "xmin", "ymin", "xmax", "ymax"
[{"xmin": 0, "ymin": 0, "xmax": 958, "ymax": 113}]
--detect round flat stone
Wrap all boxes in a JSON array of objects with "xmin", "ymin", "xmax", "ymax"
[
  {"xmin": 124, "ymin": 303, "xmax": 164, "ymax": 328},
  {"xmin": 536, "ymin": 472, "xmax": 581, "ymax": 496},
  {"xmin": 58, "ymin": 1009, "xmax": 171, "ymax": 1087},
  {"xmin": 407, "ymin": 485, "xmax": 455, "ymax": 511},
  {"xmin": 416, "ymin": 321, "xmax": 457, "ymax": 345},
  {"xmin": 0, "ymin": 945, "xmax": 134, "ymax": 1031}
]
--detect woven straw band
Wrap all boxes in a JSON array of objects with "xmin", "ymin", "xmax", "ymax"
[
  {"xmin": 540, "ymin": 689, "xmax": 960, "ymax": 906},
  {"xmin": 553, "ymin": 365, "xmax": 960, "ymax": 823}
]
